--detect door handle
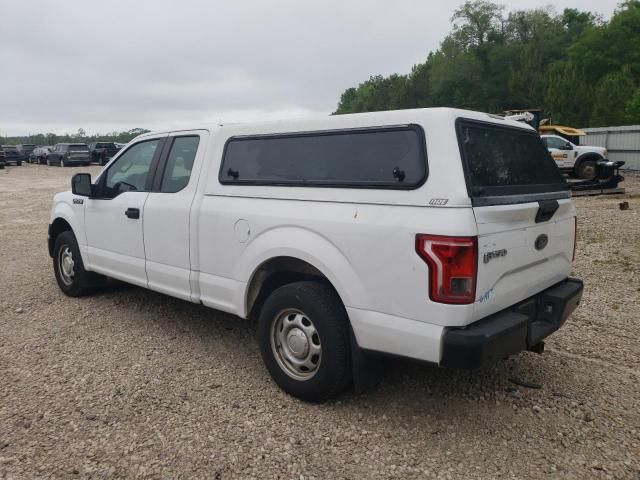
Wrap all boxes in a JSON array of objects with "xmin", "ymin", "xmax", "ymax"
[{"xmin": 125, "ymin": 208, "xmax": 140, "ymax": 219}]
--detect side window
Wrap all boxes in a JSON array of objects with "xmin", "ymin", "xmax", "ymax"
[
  {"xmin": 159, "ymin": 136, "xmax": 200, "ymax": 193},
  {"xmin": 545, "ymin": 137, "xmax": 566, "ymax": 149},
  {"xmin": 103, "ymin": 139, "xmax": 160, "ymax": 198},
  {"xmin": 219, "ymin": 126, "xmax": 427, "ymax": 189}
]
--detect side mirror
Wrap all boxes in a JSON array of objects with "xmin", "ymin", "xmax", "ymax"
[
  {"xmin": 563, "ymin": 142, "xmax": 573, "ymax": 150},
  {"xmin": 71, "ymin": 173, "xmax": 92, "ymax": 197}
]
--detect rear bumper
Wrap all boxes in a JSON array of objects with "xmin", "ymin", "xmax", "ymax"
[{"xmin": 440, "ymin": 278, "xmax": 583, "ymax": 369}]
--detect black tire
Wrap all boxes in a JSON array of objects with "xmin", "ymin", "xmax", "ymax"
[
  {"xmin": 17, "ymin": 160, "xmax": 22, "ymax": 166},
  {"xmin": 53, "ymin": 231, "xmax": 102, "ymax": 296},
  {"xmin": 258, "ymin": 281, "xmax": 352, "ymax": 402},
  {"xmin": 575, "ymin": 159, "xmax": 597, "ymax": 180}
]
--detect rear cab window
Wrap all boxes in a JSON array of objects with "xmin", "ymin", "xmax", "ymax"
[
  {"xmin": 456, "ymin": 119, "xmax": 568, "ymax": 206},
  {"xmin": 219, "ymin": 125, "xmax": 427, "ymax": 189}
]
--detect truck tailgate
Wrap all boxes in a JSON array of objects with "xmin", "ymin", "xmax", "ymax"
[{"xmin": 472, "ymin": 199, "xmax": 575, "ymax": 320}]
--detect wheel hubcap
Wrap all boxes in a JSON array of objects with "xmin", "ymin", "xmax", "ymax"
[
  {"xmin": 58, "ymin": 246, "xmax": 75, "ymax": 285},
  {"xmin": 271, "ymin": 309, "xmax": 321, "ymax": 380}
]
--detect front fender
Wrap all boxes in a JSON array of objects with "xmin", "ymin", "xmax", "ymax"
[
  {"xmin": 49, "ymin": 195, "xmax": 88, "ymax": 265},
  {"xmin": 237, "ymin": 226, "xmax": 366, "ymax": 318}
]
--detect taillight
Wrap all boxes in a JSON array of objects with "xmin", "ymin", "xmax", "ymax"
[{"xmin": 415, "ymin": 234, "xmax": 477, "ymax": 304}]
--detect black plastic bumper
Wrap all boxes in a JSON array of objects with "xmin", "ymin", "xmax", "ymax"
[{"xmin": 441, "ymin": 278, "xmax": 583, "ymax": 369}]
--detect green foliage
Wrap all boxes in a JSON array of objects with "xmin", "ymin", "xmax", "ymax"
[
  {"xmin": 544, "ymin": 62, "xmax": 593, "ymax": 125},
  {"xmin": 335, "ymin": 0, "xmax": 640, "ymax": 127},
  {"xmin": 590, "ymin": 67, "xmax": 637, "ymax": 126},
  {"xmin": 626, "ymin": 88, "xmax": 640, "ymax": 123},
  {"xmin": 1, "ymin": 128, "xmax": 151, "ymax": 147}
]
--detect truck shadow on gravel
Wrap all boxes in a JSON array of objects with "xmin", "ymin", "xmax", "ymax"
[{"xmin": 96, "ymin": 281, "xmax": 574, "ymax": 409}]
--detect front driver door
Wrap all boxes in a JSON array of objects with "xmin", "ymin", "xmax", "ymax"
[
  {"xmin": 84, "ymin": 136, "xmax": 166, "ymax": 287},
  {"xmin": 545, "ymin": 136, "xmax": 573, "ymax": 169}
]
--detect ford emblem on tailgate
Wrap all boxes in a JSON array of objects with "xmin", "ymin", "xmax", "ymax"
[{"xmin": 535, "ymin": 234, "xmax": 549, "ymax": 251}]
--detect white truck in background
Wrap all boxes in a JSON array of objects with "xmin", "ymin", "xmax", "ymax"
[{"xmin": 541, "ymin": 134, "xmax": 608, "ymax": 180}]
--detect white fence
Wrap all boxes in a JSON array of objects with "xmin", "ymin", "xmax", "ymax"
[{"xmin": 581, "ymin": 125, "xmax": 640, "ymax": 170}]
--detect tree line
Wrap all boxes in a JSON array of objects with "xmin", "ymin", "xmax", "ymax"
[
  {"xmin": 0, "ymin": 128, "xmax": 150, "ymax": 147},
  {"xmin": 334, "ymin": 0, "xmax": 640, "ymax": 127}
]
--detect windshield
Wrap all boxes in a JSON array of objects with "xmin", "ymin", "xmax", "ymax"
[{"xmin": 457, "ymin": 119, "xmax": 568, "ymax": 204}]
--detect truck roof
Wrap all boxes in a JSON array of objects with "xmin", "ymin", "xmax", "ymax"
[{"xmin": 135, "ymin": 107, "xmax": 533, "ymax": 139}]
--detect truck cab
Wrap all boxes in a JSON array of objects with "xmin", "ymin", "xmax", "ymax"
[{"xmin": 48, "ymin": 108, "xmax": 583, "ymax": 401}]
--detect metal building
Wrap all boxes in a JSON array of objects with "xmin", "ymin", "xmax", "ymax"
[{"xmin": 581, "ymin": 125, "xmax": 640, "ymax": 170}]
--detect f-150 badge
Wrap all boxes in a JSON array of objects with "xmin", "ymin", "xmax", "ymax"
[{"xmin": 483, "ymin": 249, "xmax": 507, "ymax": 264}]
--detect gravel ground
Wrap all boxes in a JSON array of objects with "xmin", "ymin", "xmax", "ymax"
[{"xmin": 1, "ymin": 164, "xmax": 639, "ymax": 479}]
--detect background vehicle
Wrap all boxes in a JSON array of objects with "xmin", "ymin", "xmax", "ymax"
[
  {"xmin": 48, "ymin": 108, "xmax": 582, "ymax": 401},
  {"xmin": 1, "ymin": 146, "xmax": 23, "ymax": 166},
  {"xmin": 17, "ymin": 144, "xmax": 36, "ymax": 162},
  {"xmin": 32, "ymin": 146, "xmax": 52, "ymax": 164},
  {"xmin": 541, "ymin": 135, "xmax": 608, "ymax": 180},
  {"xmin": 46, "ymin": 143, "xmax": 91, "ymax": 167},
  {"xmin": 88, "ymin": 142, "xmax": 119, "ymax": 165},
  {"xmin": 0, "ymin": 147, "xmax": 5, "ymax": 169}
]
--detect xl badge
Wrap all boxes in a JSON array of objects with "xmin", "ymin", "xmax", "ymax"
[{"xmin": 483, "ymin": 249, "xmax": 507, "ymax": 264}]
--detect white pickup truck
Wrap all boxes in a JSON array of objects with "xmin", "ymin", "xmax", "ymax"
[
  {"xmin": 541, "ymin": 134, "xmax": 608, "ymax": 180},
  {"xmin": 48, "ymin": 108, "xmax": 583, "ymax": 401}
]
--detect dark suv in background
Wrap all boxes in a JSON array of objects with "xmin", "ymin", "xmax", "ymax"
[
  {"xmin": 17, "ymin": 144, "xmax": 36, "ymax": 162},
  {"xmin": 89, "ymin": 142, "xmax": 119, "ymax": 165},
  {"xmin": 1, "ymin": 146, "xmax": 23, "ymax": 166},
  {"xmin": 47, "ymin": 143, "xmax": 91, "ymax": 167}
]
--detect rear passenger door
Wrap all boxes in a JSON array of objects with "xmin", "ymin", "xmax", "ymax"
[{"xmin": 143, "ymin": 131, "xmax": 207, "ymax": 301}]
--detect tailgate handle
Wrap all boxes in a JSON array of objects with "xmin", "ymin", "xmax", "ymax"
[{"xmin": 535, "ymin": 200, "xmax": 559, "ymax": 223}]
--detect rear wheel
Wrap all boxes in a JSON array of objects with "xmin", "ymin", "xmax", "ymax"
[
  {"xmin": 53, "ymin": 231, "xmax": 102, "ymax": 296},
  {"xmin": 258, "ymin": 281, "xmax": 352, "ymax": 402}
]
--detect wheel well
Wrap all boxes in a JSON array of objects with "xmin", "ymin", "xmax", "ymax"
[
  {"xmin": 576, "ymin": 153, "xmax": 602, "ymax": 166},
  {"xmin": 48, "ymin": 218, "xmax": 72, "ymax": 257},
  {"xmin": 246, "ymin": 256, "xmax": 337, "ymax": 319}
]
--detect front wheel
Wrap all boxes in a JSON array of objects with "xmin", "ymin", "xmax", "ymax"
[
  {"xmin": 53, "ymin": 231, "xmax": 102, "ymax": 296},
  {"xmin": 575, "ymin": 159, "xmax": 597, "ymax": 180},
  {"xmin": 258, "ymin": 281, "xmax": 352, "ymax": 402}
]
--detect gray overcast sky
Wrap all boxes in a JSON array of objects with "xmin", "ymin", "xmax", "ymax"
[{"xmin": 0, "ymin": 0, "xmax": 619, "ymax": 136}]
